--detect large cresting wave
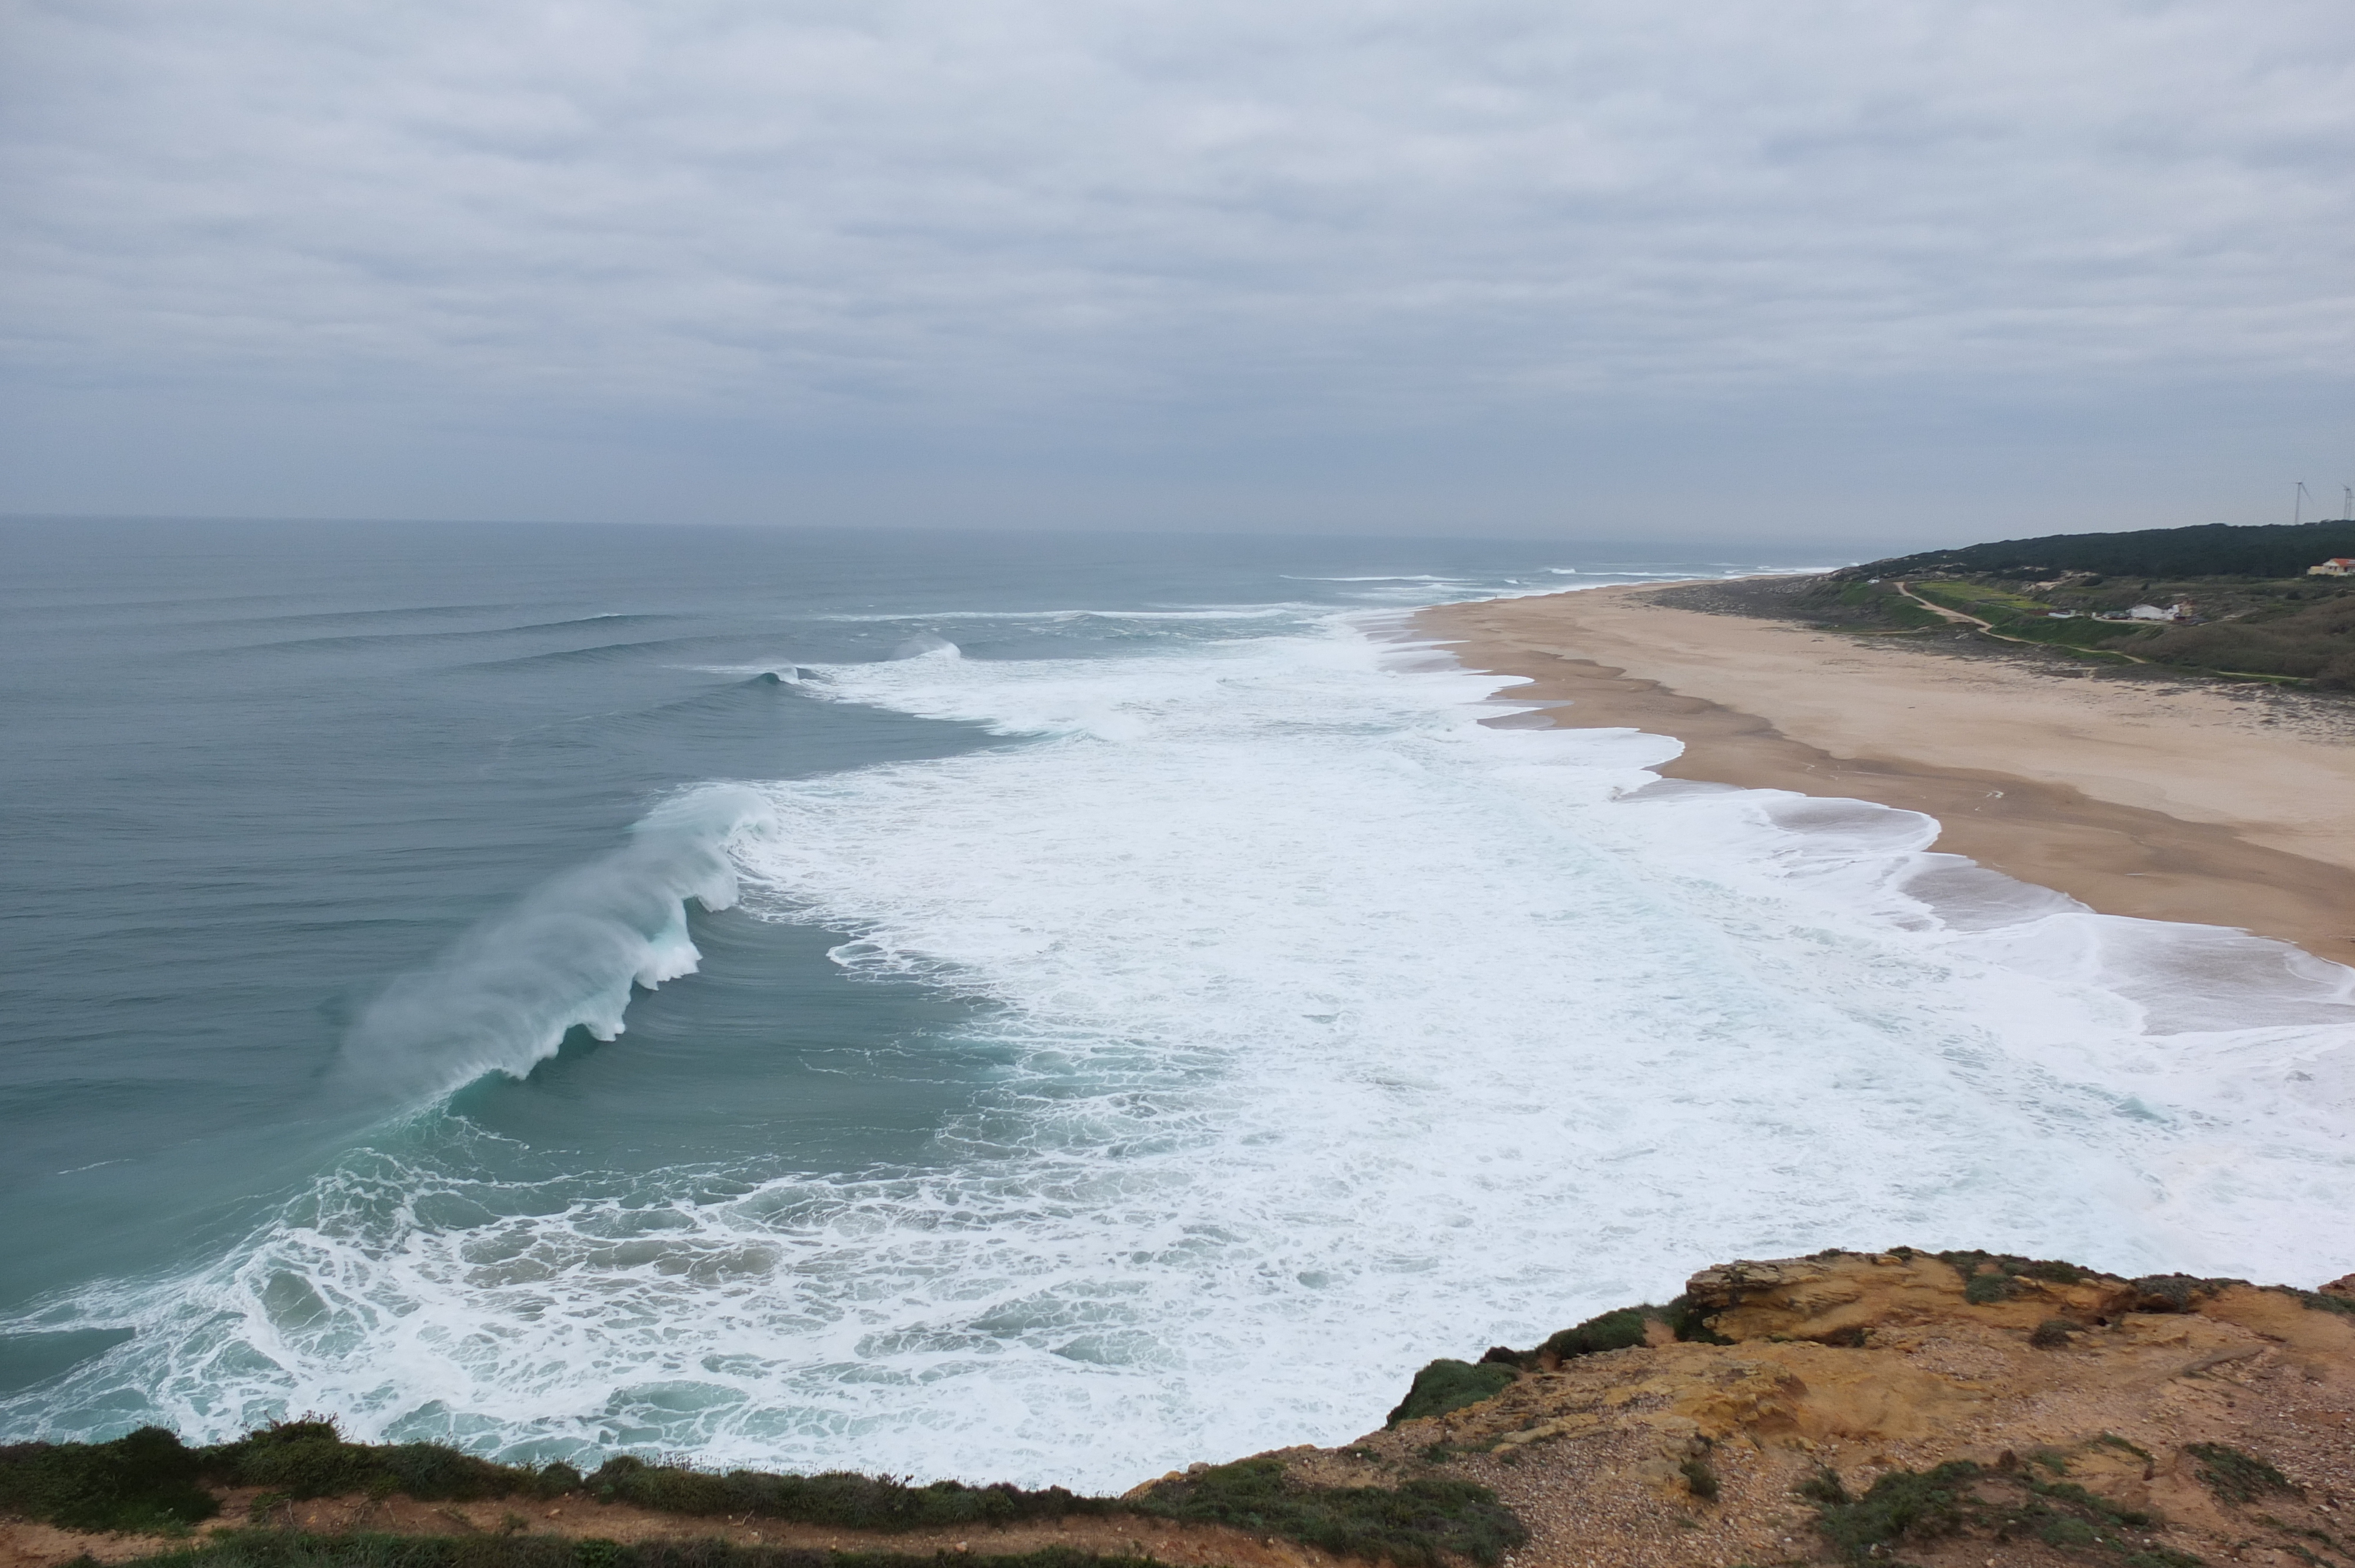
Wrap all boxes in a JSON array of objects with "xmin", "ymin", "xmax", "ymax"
[
  {"xmin": 336, "ymin": 787, "xmax": 778, "ymax": 1102},
  {"xmin": 5, "ymin": 612, "xmax": 2350, "ymax": 1491}
]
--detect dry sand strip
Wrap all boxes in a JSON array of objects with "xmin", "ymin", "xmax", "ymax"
[{"xmin": 1415, "ymin": 584, "xmax": 2355, "ymax": 966}]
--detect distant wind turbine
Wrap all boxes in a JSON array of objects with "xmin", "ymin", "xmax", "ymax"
[{"xmin": 2294, "ymin": 481, "xmax": 2312, "ymax": 525}]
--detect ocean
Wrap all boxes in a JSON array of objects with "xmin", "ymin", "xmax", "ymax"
[{"xmin": 2, "ymin": 517, "xmax": 2350, "ymax": 1490}]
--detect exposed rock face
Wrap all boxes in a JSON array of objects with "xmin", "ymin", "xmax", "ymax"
[
  {"xmin": 11, "ymin": 1248, "xmax": 2353, "ymax": 1568},
  {"xmin": 1244, "ymin": 1249, "xmax": 2355, "ymax": 1567}
]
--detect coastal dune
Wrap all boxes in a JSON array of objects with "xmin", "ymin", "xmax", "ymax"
[{"xmin": 1417, "ymin": 583, "xmax": 2355, "ymax": 965}]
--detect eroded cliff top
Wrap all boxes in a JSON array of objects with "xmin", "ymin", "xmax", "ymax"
[
  {"xmin": 9, "ymin": 1247, "xmax": 2353, "ymax": 1568},
  {"xmin": 1218, "ymin": 1247, "xmax": 2355, "ymax": 1567}
]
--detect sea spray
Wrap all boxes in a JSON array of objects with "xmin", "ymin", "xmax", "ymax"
[
  {"xmin": 5, "ymin": 601, "xmax": 2349, "ymax": 1494},
  {"xmin": 336, "ymin": 786, "xmax": 780, "ymax": 1102}
]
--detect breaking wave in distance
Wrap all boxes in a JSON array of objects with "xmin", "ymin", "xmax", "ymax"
[{"xmin": 6, "ymin": 611, "xmax": 2350, "ymax": 1491}]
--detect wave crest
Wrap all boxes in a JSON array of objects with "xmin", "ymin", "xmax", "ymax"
[{"xmin": 336, "ymin": 786, "xmax": 778, "ymax": 1103}]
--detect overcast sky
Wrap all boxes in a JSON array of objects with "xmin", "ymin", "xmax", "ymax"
[{"xmin": 4, "ymin": 0, "xmax": 2351, "ymax": 543}]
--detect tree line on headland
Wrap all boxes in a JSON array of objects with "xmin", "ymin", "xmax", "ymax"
[
  {"xmin": 1813, "ymin": 520, "xmax": 2355, "ymax": 687},
  {"xmin": 1859, "ymin": 519, "xmax": 2355, "ymax": 581}
]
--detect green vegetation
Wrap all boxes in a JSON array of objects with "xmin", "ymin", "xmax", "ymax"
[
  {"xmin": 1938, "ymin": 1250, "xmax": 2098, "ymax": 1307},
  {"xmin": 1385, "ymin": 1297, "xmax": 1733, "ymax": 1427},
  {"xmin": 1816, "ymin": 579, "xmax": 1949, "ymax": 630},
  {"xmin": 1, "ymin": 1423, "xmax": 1525, "ymax": 1568},
  {"xmin": 2129, "ymin": 1274, "xmax": 2248, "ymax": 1312},
  {"xmin": 1964, "ymin": 1272, "xmax": 2015, "ymax": 1305},
  {"xmin": 2094, "ymin": 1434, "xmax": 2154, "ymax": 1465},
  {"xmin": 1802, "ymin": 1458, "xmax": 2195, "ymax": 1566},
  {"xmin": 1803, "ymin": 524, "xmax": 2355, "ymax": 687},
  {"xmin": 1676, "ymin": 1455, "xmax": 1719, "ymax": 1503},
  {"xmin": 101, "ymin": 1533, "xmax": 1172, "ymax": 1568},
  {"xmin": 1529, "ymin": 1305, "xmax": 1654, "ymax": 1361},
  {"xmin": 1868, "ymin": 520, "xmax": 2355, "ymax": 581},
  {"xmin": 2185, "ymin": 1443, "xmax": 2296, "ymax": 1506},
  {"xmin": 0, "ymin": 1426, "xmax": 221, "ymax": 1534},
  {"xmin": 1130, "ymin": 1459, "xmax": 1525, "ymax": 1567},
  {"xmin": 2283, "ymin": 1287, "xmax": 2355, "ymax": 1318},
  {"xmin": 1810, "ymin": 1460, "xmax": 1978, "ymax": 1559},
  {"xmin": 217, "ymin": 1423, "xmax": 547, "ymax": 1505},
  {"xmin": 0, "ymin": 1424, "xmax": 1108, "ymax": 1539},
  {"xmin": 580, "ymin": 1458, "xmax": 1106, "ymax": 1532},
  {"xmin": 1383, "ymin": 1360, "xmax": 1517, "ymax": 1427},
  {"xmin": 1473, "ymin": 1294, "xmax": 1730, "ymax": 1380}
]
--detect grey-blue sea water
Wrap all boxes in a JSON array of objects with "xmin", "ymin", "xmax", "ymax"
[
  {"xmin": 8, "ymin": 517, "xmax": 2349, "ymax": 1488},
  {"xmin": 0, "ymin": 519, "xmax": 1805, "ymax": 1433}
]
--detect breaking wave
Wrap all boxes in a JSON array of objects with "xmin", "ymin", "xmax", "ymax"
[
  {"xmin": 335, "ymin": 787, "xmax": 778, "ymax": 1103},
  {"xmin": 5, "ymin": 613, "xmax": 2349, "ymax": 1494}
]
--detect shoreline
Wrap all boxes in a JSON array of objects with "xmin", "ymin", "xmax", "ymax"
[{"xmin": 1416, "ymin": 584, "xmax": 2355, "ymax": 966}]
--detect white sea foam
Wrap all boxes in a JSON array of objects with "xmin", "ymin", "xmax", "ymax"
[
  {"xmin": 9, "ymin": 616, "xmax": 2350, "ymax": 1490},
  {"xmin": 812, "ymin": 606, "xmax": 1316, "ymax": 623},
  {"xmin": 334, "ymin": 787, "xmax": 777, "ymax": 1102}
]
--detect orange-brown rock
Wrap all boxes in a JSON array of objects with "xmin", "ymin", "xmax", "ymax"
[
  {"xmin": 1276, "ymin": 1248, "xmax": 2355, "ymax": 1567},
  {"xmin": 9, "ymin": 1249, "xmax": 2353, "ymax": 1568}
]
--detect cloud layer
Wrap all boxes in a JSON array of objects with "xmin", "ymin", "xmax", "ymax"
[{"xmin": 4, "ymin": 0, "xmax": 2352, "ymax": 536}]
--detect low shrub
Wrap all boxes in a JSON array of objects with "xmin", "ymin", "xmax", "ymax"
[
  {"xmin": 99, "ymin": 1532, "xmax": 1173, "ymax": 1568},
  {"xmin": 215, "ymin": 1423, "xmax": 525, "ymax": 1504},
  {"xmin": 1805, "ymin": 1457, "xmax": 2198, "ymax": 1566},
  {"xmin": 1936, "ymin": 1251, "xmax": 2116, "ymax": 1307},
  {"xmin": 1792, "ymin": 1468, "xmax": 1848, "ymax": 1507},
  {"xmin": 2185, "ymin": 1443, "xmax": 2296, "ymax": 1505},
  {"xmin": 1813, "ymin": 1460, "xmax": 1981, "ymax": 1561},
  {"xmin": 0, "ymin": 1423, "xmax": 1103, "ymax": 1540},
  {"xmin": 1484, "ymin": 1296, "xmax": 1724, "ymax": 1373},
  {"xmin": 1132, "ymin": 1458, "xmax": 1524, "ymax": 1567},
  {"xmin": 1963, "ymin": 1273, "xmax": 2014, "ymax": 1305},
  {"xmin": 1382, "ymin": 1360, "xmax": 1515, "ymax": 1427},
  {"xmin": 0, "ymin": 1426, "xmax": 221, "ymax": 1533},
  {"xmin": 584, "ymin": 1457, "xmax": 1107, "ymax": 1532},
  {"xmin": 2131, "ymin": 1274, "xmax": 2247, "ymax": 1312},
  {"xmin": 4, "ymin": 1421, "xmax": 1525, "ymax": 1568},
  {"xmin": 1531, "ymin": 1308, "xmax": 1653, "ymax": 1362}
]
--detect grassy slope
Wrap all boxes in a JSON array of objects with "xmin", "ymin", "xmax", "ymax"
[
  {"xmin": 1806, "ymin": 572, "xmax": 2355, "ymax": 686},
  {"xmin": 7, "ymin": 1255, "xmax": 2351, "ymax": 1568},
  {"xmin": 0, "ymin": 1425, "xmax": 1520, "ymax": 1568}
]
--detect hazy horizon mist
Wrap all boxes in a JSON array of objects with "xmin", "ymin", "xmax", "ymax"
[{"xmin": 5, "ymin": 0, "xmax": 2350, "ymax": 543}]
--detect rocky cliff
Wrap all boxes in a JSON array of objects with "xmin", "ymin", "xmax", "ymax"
[
  {"xmin": 1223, "ymin": 1247, "xmax": 2355, "ymax": 1566},
  {"xmin": 8, "ymin": 1248, "xmax": 2353, "ymax": 1568}
]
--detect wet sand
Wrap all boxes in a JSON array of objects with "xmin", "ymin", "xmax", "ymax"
[{"xmin": 1417, "ymin": 584, "xmax": 2355, "ymax": 964}]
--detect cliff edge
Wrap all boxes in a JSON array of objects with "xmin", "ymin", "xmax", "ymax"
[
  {"xmin": 1208, "ymin": 1247, "xmax": 2355, "ymax": 1566},
  {"xmin": 8, "ymin": 1248, "xmax": 2353, "ymax": 1568}
]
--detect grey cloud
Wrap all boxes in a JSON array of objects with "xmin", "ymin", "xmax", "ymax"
[{"xmin": 2, "ymin": 0, "xmax": 2351, "ymax": 534}]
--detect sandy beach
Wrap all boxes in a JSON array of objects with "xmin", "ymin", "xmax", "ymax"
[{"xmin": 1418, "ymin": 584, "xmax": 2355, "ymax": 964}]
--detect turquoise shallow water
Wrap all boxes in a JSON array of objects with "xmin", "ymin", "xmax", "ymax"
[
  {"xmin": 4, "ymin": 517, "xmax": 2347, "ymax": 1489},
  {"xmin": 0, "ymin": 522, "xmax": 1748, "ymax": 1428}
]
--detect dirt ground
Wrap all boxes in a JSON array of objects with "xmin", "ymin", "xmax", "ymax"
[
  {"xmin": 12, "ymin": 1252, "xmax": 2354, "ymax": 1568},
  {"xmin": 1, "ymin": 1486, "xmax": 1349, "ymax": 1568}
]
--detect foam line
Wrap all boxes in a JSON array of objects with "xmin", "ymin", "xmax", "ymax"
[{"xmin": 7, "ymin": 615, "xmax": 2347, "ymax": 1496}]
